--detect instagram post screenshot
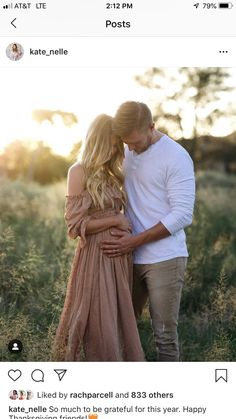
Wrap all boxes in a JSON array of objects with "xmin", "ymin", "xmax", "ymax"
[{"xmin": 0, "ymin": 1, "xmax": 235, "ymax": 418}]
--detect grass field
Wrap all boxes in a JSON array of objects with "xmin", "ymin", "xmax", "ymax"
[{"xmin": 0, "ymin": 171, "xmax": 235, "ymax": 361}]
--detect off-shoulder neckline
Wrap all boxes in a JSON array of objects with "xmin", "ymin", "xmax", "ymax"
[
  {"xmin": 65, "ymin": 190, "xmax": 88, "ymax": 198},
  {"xmin": 65, "ymin": 186, "xmax": 122, "ymax": 200}
]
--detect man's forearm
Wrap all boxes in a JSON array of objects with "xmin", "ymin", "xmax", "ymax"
[{"xmin": 131, "ymin": 222, "xmax": 171, "ymax": 248}]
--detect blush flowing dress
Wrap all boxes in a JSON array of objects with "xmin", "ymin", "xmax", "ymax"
[{"xmin": 53, "ymin": 185, "xmax": 144, "ymax": 361}]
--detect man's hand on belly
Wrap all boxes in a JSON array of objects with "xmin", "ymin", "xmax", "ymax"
[{"xmin": 100, "ymin": 230, "xmax": 137, "ymax": 257}]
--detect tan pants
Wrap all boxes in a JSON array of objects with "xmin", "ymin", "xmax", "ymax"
[{"xmin": 133, "ymin": 257, "xmax": 187, "ymax": 361}]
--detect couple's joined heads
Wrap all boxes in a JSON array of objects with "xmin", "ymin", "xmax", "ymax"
[{"xmin": 83, "ymin": 101, "xmax": 154, "ymax": 163}]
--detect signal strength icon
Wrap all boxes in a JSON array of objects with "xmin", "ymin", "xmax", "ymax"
[
  {"xmin": 3, "ymin": 3, "xmax": 13, "ymax": 9},
  {"xmin": 194, "ymin": 3, "xmax": 200, "ymax": 7}
]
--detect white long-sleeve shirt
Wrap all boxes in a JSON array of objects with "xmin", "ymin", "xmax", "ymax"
[{"xmin": 124, "ymin": 134, "xmax": 195, "ymax": 263}]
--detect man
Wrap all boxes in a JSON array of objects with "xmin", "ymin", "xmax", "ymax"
[{"xmin": 101, "ymin": 101, "xmax": 195, "ymax": 361}]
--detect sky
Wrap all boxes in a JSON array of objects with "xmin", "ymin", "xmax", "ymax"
[{"xmin": 0, "ymin": 67, "xmax": 235, "ymax": 156}]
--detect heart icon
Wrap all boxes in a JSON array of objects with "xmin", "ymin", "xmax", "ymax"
[
  {"xmin": 8, "ymin": 369, "xmax": 22, "ymax": 381},
  {"xmin": 88, "ymin": 415, "xmax": 98, "ymax": 419}
]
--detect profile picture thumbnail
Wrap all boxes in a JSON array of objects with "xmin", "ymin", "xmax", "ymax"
[
  {"xmin": 6, "ymin": 42, "xmax": 24, "ymax": 61},
  {"xmin": 26, "ymin": 390, "xmax": 34, "ymax": 400},
  {"xmin": 18, "ymin": 390, "xmax": 26, "ymax": 400},
  {"xmin": 9, "ymin": 390, "xmax": 18, "ymax": 400}
]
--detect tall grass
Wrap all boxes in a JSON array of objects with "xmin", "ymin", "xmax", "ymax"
[
  {"xmin": 0, "ymin": 178, "xmax": 73, "ymax": 361},
  {"xmin": 0, "ymin": 172, "xmax": 235, "ymax": 361}
]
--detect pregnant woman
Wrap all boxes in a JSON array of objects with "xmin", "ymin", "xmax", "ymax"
[{"xmin": 53, "ymin": 114, "xmax": 144, "ymax": 361}]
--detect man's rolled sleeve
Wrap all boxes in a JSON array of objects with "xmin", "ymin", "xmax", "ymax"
[{"xmin": 161, "ymin": 153, "xmax": 195, "ymax": 235}]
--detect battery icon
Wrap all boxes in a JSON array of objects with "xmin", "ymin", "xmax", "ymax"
[{"xmin": 218, "ymin": 2, "xmax": 234, "ymax": 7}]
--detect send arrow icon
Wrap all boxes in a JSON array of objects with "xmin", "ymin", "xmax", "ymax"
[{"xmin": 54, "ymin": 369, "xmax": 67, "ymax": 381}]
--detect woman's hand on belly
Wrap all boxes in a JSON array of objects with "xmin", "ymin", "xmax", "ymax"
[{"xmin": 114, "ymin": 213, "xmax": 132, "ymax": 232}]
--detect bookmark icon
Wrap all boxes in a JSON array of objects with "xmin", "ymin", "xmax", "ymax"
[{"xmin": 215, "ymin": 369, "xmax": 228, "ymax": 383}]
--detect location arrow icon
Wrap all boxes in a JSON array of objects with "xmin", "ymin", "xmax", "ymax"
[{"xmin": 54, "ymin": 369, "xmax": 67, "ymax": 381}]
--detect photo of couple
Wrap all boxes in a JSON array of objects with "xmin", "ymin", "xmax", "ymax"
[
  {"xmin": 53, "ymin": 101, "xmax": 195, "ymax": 362},
  {"xmin": 1, "ymin": 67, "xmax": 235, "ymax": 362}
]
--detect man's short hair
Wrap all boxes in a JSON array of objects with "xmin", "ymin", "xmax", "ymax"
[{"xmin": 113, "ymin": 101, "xmax": 153, "ymax": 138}]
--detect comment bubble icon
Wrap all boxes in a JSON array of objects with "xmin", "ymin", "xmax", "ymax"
[{"xmin": 31, "ymin": 369, "xmax": 44, "ymax": 382}]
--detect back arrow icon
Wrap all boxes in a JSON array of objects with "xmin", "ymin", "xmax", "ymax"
[{"xmin": 11, "ymin": 18, "xmax": 17, "ymax": 28}]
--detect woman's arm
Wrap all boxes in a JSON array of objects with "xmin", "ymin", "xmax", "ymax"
[
  {"xmin": 86, "ymin": 213, "xmax": 131, "ymax": 235},
  {"xmin": 85, "ymin": 216, "xmax": 121, "ymax": 235},
  {"xmin": 67, "ymin": 164, "xmax": 129, "ymax": 235}
]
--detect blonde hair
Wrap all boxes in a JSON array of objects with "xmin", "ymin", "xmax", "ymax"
[
  {"xmin": 113, "ymin": 101, "xmax": 153, "ymax": 138},
  {"xmin": 81, "ymin": 114, "xmax": 125, "ymax": 209}
]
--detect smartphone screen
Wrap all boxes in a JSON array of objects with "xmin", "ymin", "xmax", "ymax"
[{"xmin": 0, "ymin": 1, "xmax": 235, "ymax": 418}]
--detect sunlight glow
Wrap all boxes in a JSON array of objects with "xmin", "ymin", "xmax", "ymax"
[{"xmin": 0, "ymin": 68, "xmax": 235, "ymax": 156}]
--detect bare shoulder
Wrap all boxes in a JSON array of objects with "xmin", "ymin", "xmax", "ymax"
[
  {"xmin": 68, "ymin": 162, "xmax": 85, "ymax": 178},
  {"xmin": 67, "ymin": 163, "xmax": 86, "ymax": 196}
]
